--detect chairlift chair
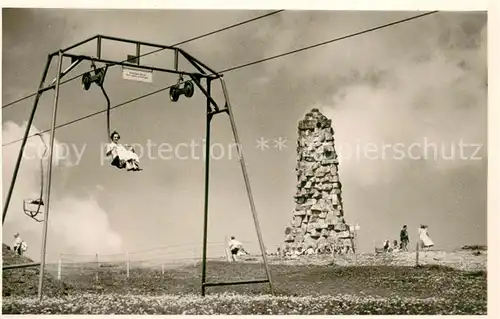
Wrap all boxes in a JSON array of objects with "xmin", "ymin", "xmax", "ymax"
[
  {"xmin": 22, "ymin": 133, "xmax": 47, "ymax": 222},
  {"xmin": 23, "ymin": 198, "xmax": 44, "ymax": 222}
]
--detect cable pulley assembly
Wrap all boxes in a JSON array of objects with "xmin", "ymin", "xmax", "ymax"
[
  {"xmin": 169, "ymin": 76, "xmax": 195, "ymax": 102},
  {"xmin": 82, "ymin": 61, "xmax": 107, "ymax": 90}
]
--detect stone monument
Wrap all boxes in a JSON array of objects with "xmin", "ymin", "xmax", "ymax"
[{"xmin": 283, "ymin": 108, "xmax": 353, "ymax": 256}]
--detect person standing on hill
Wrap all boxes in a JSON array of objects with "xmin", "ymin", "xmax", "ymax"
[
  {"xmin": 400, "ymin": 225, "xmax": 409, "ymax": 251},
  {"xmin": 13, "ymin": 233, "xmax": 27, "ymax": 256}
]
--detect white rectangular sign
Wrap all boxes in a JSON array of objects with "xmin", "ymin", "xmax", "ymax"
[{"xmin": 122, "ymin": 67, "xmax": 153, "ymax": 83}]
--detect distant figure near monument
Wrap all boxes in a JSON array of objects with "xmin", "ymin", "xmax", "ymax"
[
  {"xmin": 418, "ymin": 225, "xmax": 434, "ymax": 251},
  {"xmin": 283, "ymin": 109, "xmax": 353, "ymax": 256},
  {"xmin": 400, "ymin": 225, "xmax": 409, "ymax": 251}
]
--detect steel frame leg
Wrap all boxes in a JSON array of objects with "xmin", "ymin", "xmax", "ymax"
[
  {"xmin": 200, "ymin": 78, "xmax": 274, "ymax": 296},
  {"xmin": 37, "ymin": 51, "xmax": 64, "ymax": 302}
]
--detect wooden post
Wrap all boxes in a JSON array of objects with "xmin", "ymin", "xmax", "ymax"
[
  {"xmin": 350, "ymin": 227, "xmax": 356, "ymax": 266},
  {"xmin": 95, "ymin": 253, "xmax": 99, "ymax": 283},
  {"xmin": 224, "ymin": 237, "xmax": 232, "ymax": 261},
  {"xmin": 415, "ymin": 240, "xmax": 420, "ymax": 267},
  {"xmin": 126, "ymin": 251, "xmax": 130, "ymax": 279},
  {"xmin": 224, "ymin": 236, "xmax": 230, "ymax": 261},
  {"xmin": 350, "ymin": 224, "xmax": 360, "ymax": 266},
  {"xmin": 161, "ymin": 264, "xmax": 165, "ymax": 276},
  {"xmin": 57, "ymin": 255, "xmax": 62, "ymax": 280},
  {"xmin": 353, "ymin": 232, "xmax": 358, "ymax": 266},
  {"xmin": 279, "ymin": 243, "xmax": 283, "ymax": 263}
]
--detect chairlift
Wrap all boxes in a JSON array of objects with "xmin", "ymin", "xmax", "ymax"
[
  {"xmin": 22, "ymin": 133, "xmax": 46, "ymax": 223},
  {"xmin": 23, "ymin": 198, "xmax": 44, "ymax": 222}
]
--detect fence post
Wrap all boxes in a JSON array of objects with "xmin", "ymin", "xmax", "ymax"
[
  {"xmin": 161, "ymin": 264, "xmax": 164, "ymax": 276},
  {"xmin": 354, "ymin": 245, "xmax": 358, "ymax": 266},
  {"xmin": 277, "ymin": 243, "xmax": 281, "ymax": 263},
  {"xmin": 126, "ymin": 251, "xmax": 130, "ymax": 279},
  {"xmin": 224, "ymin": 236, "xmax": 230, "ymax": 261},
  {"xmin": 95, "ymin": 253, "xmax": 99, "ymax": 283},
  {"xmin": 224, "ymin": 237, "xmax": 232, "ymax": 261},
  {"xmin": 57, "ymin": 254, "xmax": 62, "ymax": 280},
  {"xmin": 415, "ymin": 240, "xmax": 420, "ymax": 267},
  {"xmin": 353, "ymin": 227, "xmax": 358, "ymax": 266}
]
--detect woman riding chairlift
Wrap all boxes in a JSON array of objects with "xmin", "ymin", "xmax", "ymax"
[{"xmin": 105, "ymin": 131, "xmax": 142, "ymax": 171}]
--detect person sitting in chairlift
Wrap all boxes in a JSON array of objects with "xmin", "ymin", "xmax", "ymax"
[{"xmin": 105, "ymin": 131, "xmax": 142, "ymax": 171}]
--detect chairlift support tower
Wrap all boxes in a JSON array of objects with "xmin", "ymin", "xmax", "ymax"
[{"xmin": 2, "ymin": 35, "xmax": 274, "ymax": 301}]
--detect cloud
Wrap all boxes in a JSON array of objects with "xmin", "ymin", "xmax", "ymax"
[
  {"xmin": 317, "ymin": 22, "xmax": 487, "ymax": 187},
  {"xmin": 47, "ymin": 196, "xmax": 122, "ymax": 255},
  {"xmin": 2, "ymin": 121, "xmax": 122, "ymax": 260}
]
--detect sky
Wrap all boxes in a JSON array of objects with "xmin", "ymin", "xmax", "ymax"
[{"xmin": 1, "ymin": 8, "xmax": 488, "ymax": 262}]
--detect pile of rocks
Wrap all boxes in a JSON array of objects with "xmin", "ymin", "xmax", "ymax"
[{"xmin": 282, "ymin": 109, "xmax": 353, "ymax": 256}]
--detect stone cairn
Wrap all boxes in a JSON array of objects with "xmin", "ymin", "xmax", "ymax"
[{"xmin": 282, "ymin": 109, "xmax": 353, "ymax": 256}]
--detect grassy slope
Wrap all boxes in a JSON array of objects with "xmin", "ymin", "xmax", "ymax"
[
  {"xmin": 2, "ymin": 247, "xmax": 487, "ymax": 315},
  {"xmin": 2, "ymin": 244, "xmax": 72, "ymax": 297}
]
